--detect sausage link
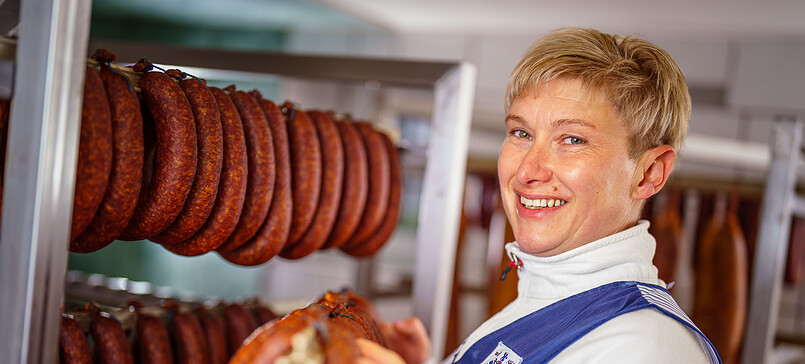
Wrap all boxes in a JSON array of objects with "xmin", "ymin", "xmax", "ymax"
[
  {"xmin": 322, "ymin": 314, "xmax": 369, "ymax": 363},
  {"xmin": 215, "ymin": 90, "xmax": 275, "ymax": 252},
  {"xmin": 91, "ymin": 310, "xmax": 135, "ymax": 364},
  {"xmin": 164, "ymin": 87, "xmax": 248, "ymax": 255},
  {"xmin": 280, "ymin": 110, "xmax": 343, "ymax": 259},
  {"xmin": 228, "ymin": 305, "xmax": 329, "ymax": 364},
  {"xmin": 195, "ymin": 306, "xmax": 228, "ymax": 364},
  {"xmin": 223, "ymin": 303, "xmax": 258, "ymax": 356},
  {"xmin": 342, "ymin": 132, "xmax": 401, "ymax": 257},
  {"xmin": 152, "ymin": 79, "xmax": 223, "ymax": 248},
  {"xmin": 219, "ymin": 93, "xmax": 290, "ymax": 266},
  {"xmin": 340, "ymin": 123, "xmax": 390, "ymax": 250},
  {"xmin": 321, "ymin": 120, "xmax": 368, "ymax": 249},
  {"xmin": 119, "ymin": 71, "xmax": 197, "ymax": 241},
  {"xmin": 70, "ymin": 66, "xmax": 113, "ymax": 241},
  {"xmin": 71, "ymin": 64, "xmax": 144, "ymax": 253},
  {"xmin": 171, "ymin": 311, "xmax": 209, "ymax": 364},
  {"xmin": 283, "ymin": 104, "xmax": 322, "ymax": 245},
  {"xmin": 253, "ymin": 304, "xmax": 278, "ymax": 326},
  {"xmin": 135, "ymin": 311, "xmax": 174, "ymax": 364},
  {"xmin": 60, "ymin": 316, "xmax": 92, "ymax": 364}
]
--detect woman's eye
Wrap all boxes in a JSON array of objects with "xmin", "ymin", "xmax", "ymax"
[
  {"xmin": 562, "ymin": 136, "xmax": 585, "ymax": 145},
  {"xmin": 513, "ymin": 130, "xmax": 531, "ymax": 140}
]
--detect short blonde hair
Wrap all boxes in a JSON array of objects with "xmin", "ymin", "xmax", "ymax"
[{"xmin": 505, "ymin": 27, "xmax": 691, "ymax": 158}]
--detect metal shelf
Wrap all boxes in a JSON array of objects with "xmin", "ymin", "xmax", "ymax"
[{"xmin": 0, "ymin": 1, "xmax": 476, "ymax": 363}]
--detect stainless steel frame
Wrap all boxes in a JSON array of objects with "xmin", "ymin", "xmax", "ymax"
[
  {"xmin": 742, "ymin": 117, "xmax": 804, "ymax": 364},
  {"xmin": 0, "ymin": 0, "xmax": 92, "ymax": 363},
  {"xmin": 0, "ymin": 32, "xmax": 475, "ymax": 362}
]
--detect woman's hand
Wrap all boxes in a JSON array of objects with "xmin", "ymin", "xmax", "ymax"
[{"xmin": 358, "ymin": 317, "xmax": 431, "ymax": 364}]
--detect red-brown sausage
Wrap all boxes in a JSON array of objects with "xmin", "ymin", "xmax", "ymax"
[
  {"xmin": 215, "ymin": 89, "xmax": 275, "ymax": 252},
  {"xmin": 322, "ymin": 120, "xmax": 368, "ymax": 249},
  {"xmin": 152, "ymin": 78, "xmax": 223, "ymax": 247},
  {"xmin": 280, "ymin": 110, "xmax": 343, "ymax": 259},
  {"xmin": 119, "ymin": 71, "xmax": 197, "ymax": 241},
  {"xmin": 171, "ymin": 310, "xmax": 209, "ymax": 364},
  {"xmin": 253, "ymin": 303, "xmax": 277, "ymax": 326},
  {"xmin": 195, "ymin": 306, "xmax": 228, "ymax": 364},
  {"xmin": 60, "ymin": 315, "xmax": 92, "ymax": 364},
  {"xmin": 223, "ymin": 303, "xmax": 258, "ymax": 356},
  {"xmin": 70, "ymin": 64, "xmax": 144, "ymax": 253},
  {"xmin": 219, "ymin": 93, "xmax": 290, "ymax": 266},
  {"xmin": 135, "ymin": 310, "xmax": 174, "ymax": 364},
  {"xmin": 283, "ymin": 103, "xmax": 322, "ymax": 246},
  {"xmin": 70, "ymin": 66, "xmax": 113, "ymax": 241},
  {"xmin": 342, "ymin": 132, "xmax": 401, "ymax": 257},
  {"xmin": 340, "ymin": 123, "xmax": 390, "ymax": 250},
  {"xmin": 91, "ymin": 309, "xmax": 135, "ymax": 364},
  {"xmin": 163, "ymin": 87, "xmax": 248, "ymax": 255}
]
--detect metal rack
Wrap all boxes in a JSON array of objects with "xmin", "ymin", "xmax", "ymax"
[
  {"xmin": 743, "ymin": 117, "xmax": 805, "ymax": 364},
  {"xmin": 0, "ymin": 1, "xmax": 476, "ymax": 363}
]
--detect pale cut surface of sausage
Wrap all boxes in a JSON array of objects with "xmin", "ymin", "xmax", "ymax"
[
  {"xmin": 284, "ymin": 104, "xmax": 322, "ymax": 246},
  {"xmin": 219, "ymin": 94, "xmax": 290, "ymax": 266},
  {"xmin": 223, "ymin": 303, "xmax": 259, "ymax": 357},
  {"xmin": 196, "ymin": 306, "xmax": 228, "ymax": 364},
  {"xmin": 280, "ymin": 110, "xmax": 343, "ymax": 259},
  {"xmin": 152, "ymin": 79, "xmax": 223, "ymax": 247},
  {"xmin": 164, "ymin": 87, "xmax": 248, "ymax": 255},
  {"xmin": 135, "ymin": 311, "xmax": 174, "ymax": 364},
  {"xmin": 60, "ymin": 316, "xmax": 92, "ymax": 364},
  {"xmin": 171, "ymin": 311, "xmax": 209, "ymax": 364},
  {"xmin": 321, "ymin": 120, "xmax": 368, "ymax": 249},
  {"xmin": 340, "ymin": 123, "xmax": 390, "ymax": 250},
  {"xmin": 70, "ymin": 66, "xmax": 113, "ymax": 241},
  {"xmin": 342, "ymin": 132, "xmax": 401, "ymax": 257},
  {"xmin": 119, "ymin": 71, "xmax": 197, "ymax": 241},
  {"xmin": 215, "ymin": 90, "xmax": 275, "ymax": 252},
  {"xmin": 91, "ymin": 311, "xmax": 135, "ymax": 364},
  {"xmin": 71, "ymin": 65, "xmax": 144, "ymax": 253}
]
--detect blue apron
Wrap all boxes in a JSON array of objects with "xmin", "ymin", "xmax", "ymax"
[{"xmin": 450, "ymin": 281, "xmax": 720, "ymax": 364}]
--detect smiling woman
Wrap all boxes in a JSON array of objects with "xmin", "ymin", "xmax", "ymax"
[{"xmin": 356, "ymin": 27, "xmax": 721, "ymax": 364}]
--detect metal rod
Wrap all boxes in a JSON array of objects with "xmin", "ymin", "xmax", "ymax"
[
  {"xmin": 412, "ymin": 62, "xmax": 476, "ymax": 363},
  {"xmin": 742, "ymin": 117, "xmax": 803, "ymax": 364}
]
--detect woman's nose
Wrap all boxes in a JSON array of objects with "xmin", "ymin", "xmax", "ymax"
[{"xmin": 516, "ymin": 145, "xmax": 553, "ymax": 185}]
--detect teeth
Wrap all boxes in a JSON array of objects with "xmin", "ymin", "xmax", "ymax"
[{"xmin": 519, "ymin": 196, "xmax": 567, "ymax": 209}]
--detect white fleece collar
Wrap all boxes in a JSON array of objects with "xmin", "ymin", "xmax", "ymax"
[{"xmin": 504, "ymin": 220, "xmax": 664, "ymax": 301}]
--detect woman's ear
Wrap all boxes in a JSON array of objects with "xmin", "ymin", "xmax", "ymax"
[{"xmin": 633, "ymin": 145, "xmax": 676, "ymax": 200}]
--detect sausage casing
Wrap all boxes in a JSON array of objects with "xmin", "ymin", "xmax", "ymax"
[
  {"xmin": 91, "ymin": 310, "xmax": 135, "ymax": 364},
  {"xmin": 196, "ymin": 306, "xmax": 228, "ymax": 364},
  {"xmin": 135, "ymin": 311, "xmax": 174, "ymax": 364},
  {"xmin": 223, "ymin": 303, "xmax": 258, "ymax": 356},
  {"xmin": 171, "ymin": 310, "xmax": 209, "ymax": 364},
  {"xmin": 152, "ymin": 78, "xmax": 223, "ymax": 247},
  {"xmin": 322, "ymin": 120, "xmax": 368, "ymax": 249},
  {"xmin": 71, "ymin": 64, "xmax": 144, "ymax": 253},
  {"xmin": 284, "ymin": 104, "xmax": 322, "ymax": 246},
  {"xmin": 219, "ymin": 93, "xmax": 290, "ymax": 266},
  {"xmin": 280, "ymin": 110, "xmax": 343, "ymax": 259},
  {"xmin": 216, "ymin": 90, "xmax": 275, "ymax": 252},
  {"xmin": 70, "ymin": 66, "xmax": 113, "ymax": 241},
  {"xmin": 59, "ymin": 316, "xmax": 92, "ymax": 364},
  {"xmin": 119, "ymin": 71, "xmax": 197, "ymax": 241}
]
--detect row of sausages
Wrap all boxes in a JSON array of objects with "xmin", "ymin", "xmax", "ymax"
[
  {"xmin": 59, "ymin": 300, "xmax": 277, "ymax": 364},
  {"xmin": 67, "ymin": 50, "xmax": 402, "ymax": 264}
]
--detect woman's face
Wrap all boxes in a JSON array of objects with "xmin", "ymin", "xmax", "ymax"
[{"xmin": 498, "ymin": 78, "xmax": 646, "ymax": 256}]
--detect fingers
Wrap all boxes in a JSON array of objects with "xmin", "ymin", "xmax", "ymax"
[{"xmin": 357, "ymin": 338, "xmax": 406, "ymax": 364}]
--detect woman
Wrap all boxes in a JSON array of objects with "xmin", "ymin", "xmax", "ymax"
[{"xmin": 359, "ymin": 27, "xmax": 720, "ymax": 364}]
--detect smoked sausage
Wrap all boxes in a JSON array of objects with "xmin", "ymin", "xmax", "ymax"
[
  {"xmin": 218, "ymin": 93, "xmax": 290, "ymax": 266},
  {"xmin": 71, "ymin": 63, "xmax": 144, "ymax": 253},
  {"xmin": 322, "ymin": 120, "xmax": 368, "ymax": 249},
  {"xmin": 342, "ymin": 132, "xmax": 401, "ymax": 257},
  {"xmin": 283, "ymin": 103, "xmax": 322, "ymax": 246},
  {"xmin": 195, "ymin": 306, "xmax": 228, "ymax": 364},
  {"xmin": 70, "ymin": 66, "xmax": 113, "ymax": 241},
  {"xmin": 134, "ymin": 309, "xmax": 174, "ymax": 364},
  {"xmin": 340, "ymin": 123, "xmax": 390, "ymax": 250},
  {"xmin": 90, "ymin": 307, "xmax": 135, "ymax": 364},
  {"xmin": 223, "ymin": 303, "xmax": 258, "ymax": 356},
  {"xmin": 119, "ymin": 71, "xmax": 197, "ymax": 241},
  {"xmin": 152, "ymin": 78, "xmax": 223, "ymax": 247},
  {"xmin": 215, "ymin": 89, "xmax": 275, "ymax": 252},
  {"xmin": 59, "ymin": 315, "xmax": 92, "ymax": 364},
  {"xmin": 164, "ymin": 87, "xmax": 247, "ymax": 255},
  {"xmin": 170, "ymin": 310, "xmax": 209, "ymax": 364},
  {"xmin": 280, "ymin": 110, "xmax": 343, "ymax": 259}
]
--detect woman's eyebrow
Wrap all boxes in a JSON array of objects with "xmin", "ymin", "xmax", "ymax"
[
  {"xmin": 552, "ymin": 118, "xmax": 596, "ymax": 129},
  {"xmin": 504, "ymin": 114, "xmax": 527, "ymax": 125}
]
